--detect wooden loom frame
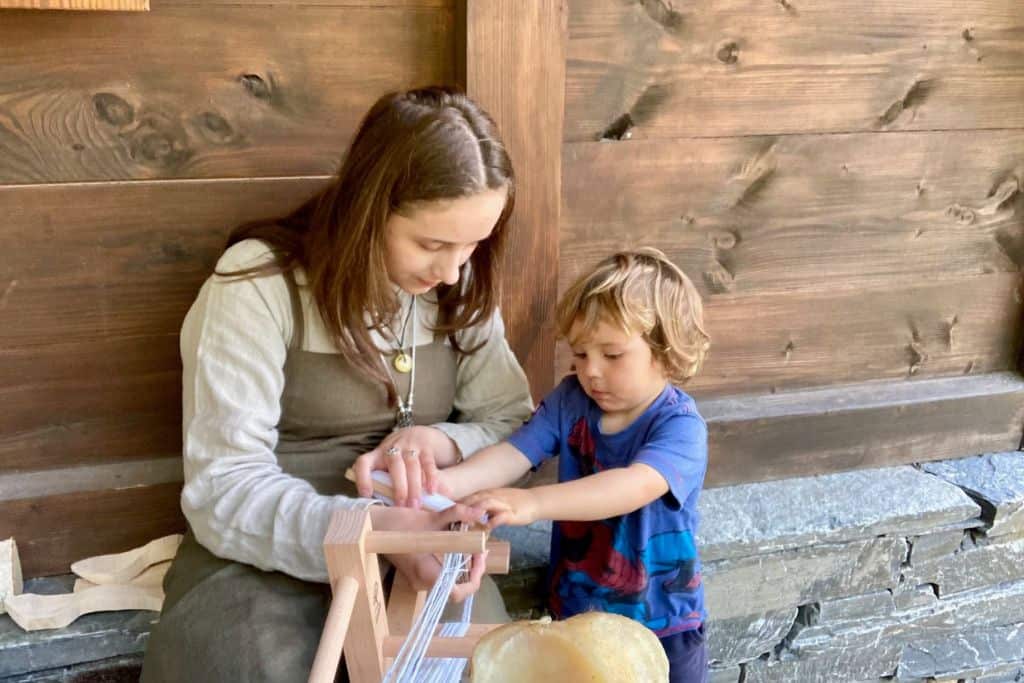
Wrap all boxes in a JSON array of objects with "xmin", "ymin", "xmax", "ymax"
[{"xmin": 308, "ymin": 506, "xmax": 510, "ymax": 683}]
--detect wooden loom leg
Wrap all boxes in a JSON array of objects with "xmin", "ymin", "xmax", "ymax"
[{"xmin": 309, "ymin": 576, "xmax": 359, "ymax": 683}]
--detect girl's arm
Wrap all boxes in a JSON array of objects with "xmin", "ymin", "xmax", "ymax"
[
  {"xmin": 462, "ymin": 463, "xmax": 669, "ymax": 528},
  {"xmin": 439, "ymin": 442, "xmax": 534, "ymax": 501},
  {"xmin": 182, "ymin": 242, "xmax": 378, "ymax": 583}
]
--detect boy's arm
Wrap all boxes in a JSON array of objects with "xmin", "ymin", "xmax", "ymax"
[
  {"xmin": 464, "ymin": 463, "xmax": 669, "ymax": 527},
  {"xmin": 441, "ymin": 442, "xmax": 534, "ymax": 501}
]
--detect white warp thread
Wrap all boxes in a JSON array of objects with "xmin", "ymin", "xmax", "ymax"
[
  {"xmin": 382, "ymin": 549, "xmax": 473, "ymax": 683},
  {"xmin": 367, "ymin": 472, "xmax": 478, "ymax": 682}
]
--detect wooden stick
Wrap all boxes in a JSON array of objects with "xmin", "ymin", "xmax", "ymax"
[
  {"xmin": 382, "ymin": 623, "xmax": 502, "ymax": 659},
  {"xmin": 366, "ymin": 530, "xmax": 486, "ymax": 556},
  {"xmin": 308, "ymin": 576, "xmax": 360, "ymax": 683},
  {"xmin": 484, "ymin": 540, "xmax": 510, "ymax": 574}
]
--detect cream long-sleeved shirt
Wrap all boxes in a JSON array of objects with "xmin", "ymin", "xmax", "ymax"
[{"xmin": 180, "ymin": 240, "xmax": 533, "ymax": 582}]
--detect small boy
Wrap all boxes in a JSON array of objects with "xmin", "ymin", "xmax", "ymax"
[{"xmin": 440, "ymin": 248, "xmax": 712, "ymax": 682}]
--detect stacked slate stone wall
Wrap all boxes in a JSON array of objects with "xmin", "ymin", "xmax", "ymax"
[
  {"xmin": 496, "ymin": 451, "xmax": 1024, "ymax": 682},
  {"xmin": 4, "ymin": 451, "xmax": 1023, "ymax": 682}
]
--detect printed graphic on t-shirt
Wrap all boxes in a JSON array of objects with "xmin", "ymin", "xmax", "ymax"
[{"xmin": 550, "ymin": 418, "xmax": 703, "ymax": 634}]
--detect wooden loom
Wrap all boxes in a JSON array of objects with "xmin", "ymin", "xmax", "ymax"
[{"xmin": 308, "ymin": 482, "xmax": 511, "ymax": 683}]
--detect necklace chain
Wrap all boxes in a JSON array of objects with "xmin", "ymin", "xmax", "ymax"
[{"xmin": 381, "ymin": 295, "xmax": 416, "ymax": 429}]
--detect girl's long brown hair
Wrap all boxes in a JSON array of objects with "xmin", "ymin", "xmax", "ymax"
[{"xmin": 219, "ymin": 86, "xmax": 516, "ymax": 404}]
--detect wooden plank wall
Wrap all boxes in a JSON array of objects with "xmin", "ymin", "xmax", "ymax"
[
  {"xmin": 0, "ymin": 0, "xmax": 457, "ymax": 576},
  {"xmin": 560, "ymin": 1, "xmax": 1024, "ymax": 485},
  {"xmin": 3, "ymin": 0, "xmax": 1022, "ymax": 574}
]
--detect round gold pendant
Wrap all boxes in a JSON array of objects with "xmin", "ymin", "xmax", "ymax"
[{"xmin": 393, "ymin": 352, "xmax": 413, "ymax": 374}]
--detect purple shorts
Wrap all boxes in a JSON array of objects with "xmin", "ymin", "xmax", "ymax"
[{"xmin": 661, "ymin": 625, "xmax": 709, "ymax": 683}]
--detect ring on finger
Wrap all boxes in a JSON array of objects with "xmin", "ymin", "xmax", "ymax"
[
  {"xmin": 403, "ymin": 448, "xmax": 419, "ymax": 459},
  {"xmin": 386, "ymin": 446, "xmax": 402, "ymax": 458}
]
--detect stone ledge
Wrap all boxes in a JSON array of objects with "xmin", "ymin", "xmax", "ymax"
[
  {"xmin": 2, "ymin": 564, "xmax": 551, "ymax": 681},
  {"xmin": 759, "ymin": 578, "xmax": 1024, "ymax": 681},
  {"xmin": 0, "ymin": 577, "xmax": 154, "ymax": 680},
  {"xmin": 698, "ymin": 466, "xmax": 981, "ymax": 562},
  {"xmin": 705, "ymin": 537, "xmax": 905, "ymax": 620},
  {"xmin": 921, "ymin": 451, "xmax": 1024, "ymax": 537},
  {"xmin": 1, "ymin": 655, "xmax": 142, "ymax": 683},
  {"xmin": 903, "ymin": 533, "xmax": 1024, "ymax": 596},
  {"xmin": 6, "ymin": 452, "xmax": 1015, "ymax": 681},
  {"xmin": 897, "ymin": 621, "xmax": 1024, "ymax": 680},
  {"xmin": 497, "ymin": 465, "xmax": 984, "ymax": 570}
]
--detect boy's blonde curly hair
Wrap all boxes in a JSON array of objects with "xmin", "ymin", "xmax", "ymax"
[{"xmin": 556, "ymin": 248, "xmax": 711, "ymax": 385}]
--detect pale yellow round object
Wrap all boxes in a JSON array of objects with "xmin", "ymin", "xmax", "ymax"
[
  {"xmin": 470, "ymin": 612, "xmax": 669, "ymax": 683},
  {"xmin": 393, "ymin": 352, "xmax": 412, "ymax": 374}
]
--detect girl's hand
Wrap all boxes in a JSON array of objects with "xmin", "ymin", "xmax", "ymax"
[
  {"xmin": 369, "ymin": 503, "xmax": 487, "ymax": 602},
  {"xmin": 354, "ymin": 426, "xmax": 461, "ymax": 507},
  {"xmin": 395, "ymin": 550, "xmax": 487, "ymax": 604},
  {"xmin": 461, "ymin": 487, "xmax": 540, "ymax": 530}
]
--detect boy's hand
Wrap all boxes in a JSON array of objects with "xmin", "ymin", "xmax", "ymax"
[
  {"xmin": 461, "ymin": 487, "xmax": 540, "ymax": 529},
  {"xmin": 433, "ymin": 469, "xmax": 457, "ymax": 499}
]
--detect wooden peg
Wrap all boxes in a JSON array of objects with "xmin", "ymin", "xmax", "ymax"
[
  {"xmin": 383, "ymin": 623, "xmax": 500, "ymax": 659},
  {"xmin": 365, "ymin": 530, "xmax": 486, "ymax": 556},
  {"xmin": 485, "ymin": 541, "xmax": 510, "ymax": 574}
]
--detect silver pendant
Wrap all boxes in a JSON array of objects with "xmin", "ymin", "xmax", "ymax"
[
  {"xmin": 395, "ymin": 407, "xmax": 414, "ymax": 429},
  {"xmin": 393, "ymin": 351, "xmax": 413, "ymax": 374}
]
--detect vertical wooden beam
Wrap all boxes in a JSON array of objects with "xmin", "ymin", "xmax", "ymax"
[{"xmin": 462, "ymin": 0, "xmax": 567, "ymax": 399}]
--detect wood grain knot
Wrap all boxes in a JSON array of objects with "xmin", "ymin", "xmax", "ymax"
[
  {"xmin": 716, "ymin": 41, "xmax": 740, "ymax": 65},
  {"xmin": 93, "ymin": 93, "xmax": 135, "ymax": 128},
  {"xmin": 600, "ymin": 113, "xmax": 634, "ymax": 141},
  {"xmin": 127, "ymin": 113, "xmax": 193, "ymax": 170},
  {"xmin": 877, "ymin": 79, "xmax": 935, "ymax": 127},
  {"xmin": 703, "ymin": 260, "xmax": 734, "ymax": 294},
  {"xmin": 945, "ymin": 204, "xmax": 976, "ymax": 225},
  {"xmin": 198, "ymin": 111, "xmax": 236, "ymax": 144},
  {"xmin": 240, "ymin": 73, "xmax": 272, "ymax": 101},
  {"xmin": 639, "ymin": 0, "xmax": 685, "ymax": 35}
]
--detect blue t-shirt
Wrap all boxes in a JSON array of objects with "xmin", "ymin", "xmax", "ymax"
[{"xmin": 507, "ymin": 375, "xmax": 708, "ymax": 637}]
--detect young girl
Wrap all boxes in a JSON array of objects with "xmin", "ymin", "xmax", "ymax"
[
  {"xmin": 140, "ymin": 87, "xmax": 533, "ymax": 683},
  {"xmin": 440, "ymin": 248, "xmax": 712, "ymax": 683}
]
